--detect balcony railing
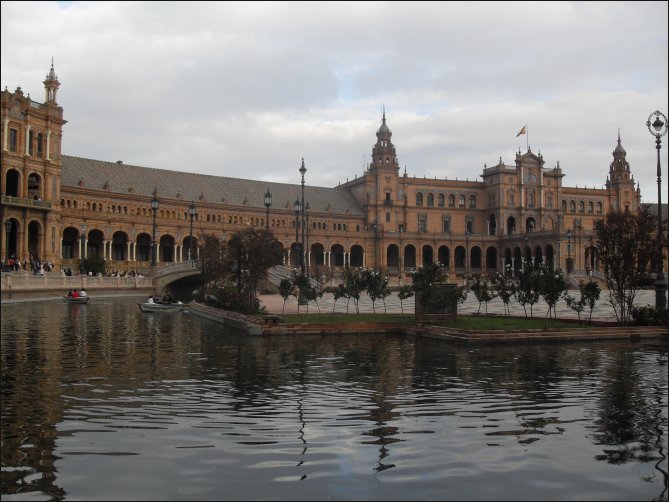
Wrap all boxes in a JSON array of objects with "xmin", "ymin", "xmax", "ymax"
[{"xmin": 1, "ymin": 195, "xmax": 52, "ymax": 210}]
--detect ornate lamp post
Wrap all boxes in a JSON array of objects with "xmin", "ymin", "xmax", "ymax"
[
  {"xmin": 566, "ymin": 229, "xmax": 573, "ymax": 275},
  {"xmin": 465, "ymin": 229, "xmax": 470, "ymax": 291},
  {"xmin": 523, "ymin": 234, "xmax": 529, "ymax": 273},
  {"xmin": 188, "ymin": 200, "xmax": 196, "ymax": 261},
  {"xmin": 3, "ymin": 219, "xmax": 12, "ymax": 269},
  {"xmin": 151, "ymin": 194, "xmax": 159, "ymax": 267},
  {"xmin": 305, "ymin": 201, "xmax": 310, "ymax": 274},
  {"xmin": 299, "ymin": 159, "xmax": 307, "ymax": 275},
  {"xmin": 293, "ymin": 198, "xmax": 301, "ymax": 269},
  {"xmin": 647, "ymin": 110, "xmax": 668, "ymax": 312},
  {"xmin": 79, "ymin": 224, "xmax": 87, "ymax": 275},
  {"xmin": 264, "ymin": 188, "xmax": 272, "ymax": 232}
]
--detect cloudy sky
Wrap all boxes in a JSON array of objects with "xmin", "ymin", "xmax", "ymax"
[{"xmin": 2, "ymin": 1, "xmax": 667, "ymax": 201}]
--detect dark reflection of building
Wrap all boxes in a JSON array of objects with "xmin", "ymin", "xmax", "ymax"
[{"xmin": 1, "ymin": 302, "xmax": 202, "ymax": 499}]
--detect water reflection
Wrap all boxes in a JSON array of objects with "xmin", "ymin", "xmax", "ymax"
[{"xmin": 1, "ymin": 298, "xmax": 667, "ymax": 501}]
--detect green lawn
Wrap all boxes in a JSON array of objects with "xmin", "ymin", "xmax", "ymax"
[{"xmin": 275, "ymin": 313, "xmax": 583, "ymax": 330}]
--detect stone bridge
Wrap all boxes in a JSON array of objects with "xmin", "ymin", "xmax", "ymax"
[{"xmin": 150, "ymin": 261, "xmax": 201, "ymax": 293}]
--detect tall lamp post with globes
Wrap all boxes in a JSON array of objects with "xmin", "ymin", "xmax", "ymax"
[
  {"xmin": 151, "ymin": 194, "xmax": 159, "ymax": 267},
  {"xmin": 264, "ymin": 188, "xmax": 272, "ymax": 232},
  {"xmin": 647, "ymin": 110, "xmax": 667, "ymax": 312},
  {"xmin": 465, "ymin": 229, "xmax": 470, "ymax": 291},
  {"xmin": 566, "ymin": 229, "xmax": 573, "ymax": 275},
  {"xmin": 293, "ymin": 198, "xmax": 301, "ymax": 269},
  {"xmin": 188, "ymin": 200, "xmax": 196, "ymax": 261},
  {"xmin": 299, "ymin": 159, "xmax": 307, "ymax": 275}
]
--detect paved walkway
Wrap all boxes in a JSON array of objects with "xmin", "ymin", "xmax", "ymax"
[{"xmin": 259, "ymin": 289, "xmax": 662, "ymax": 322}]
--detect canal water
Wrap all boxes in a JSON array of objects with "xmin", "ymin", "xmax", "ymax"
[{"xmin": 1, "ymin": 297, "xmax": 667, "ymax": 501}]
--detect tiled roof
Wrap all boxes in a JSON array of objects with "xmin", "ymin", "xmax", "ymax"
[{"xmin": 61, "ymin": 155, "xmax": 364, "ymax": 216}]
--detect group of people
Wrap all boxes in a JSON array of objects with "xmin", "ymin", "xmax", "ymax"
[
  {"xmin": 147, "ymin": 291, "xmax": 180, "ymax": 304},
  {"xmin": 66, "ymin": 288, "xmax": 87, "ymax": 298},
  {"xmin": 4, "ymin": 254, "xmax": 54, "ymax": 275}
]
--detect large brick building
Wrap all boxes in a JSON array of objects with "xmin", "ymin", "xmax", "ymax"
[{"xmin": 1, "ymin": 65, "xmax": 650, "ymax": 281}]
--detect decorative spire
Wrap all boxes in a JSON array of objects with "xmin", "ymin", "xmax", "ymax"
[{"xmin": 43, "ymin": 59, "xmax": 60, "ymax": 104}]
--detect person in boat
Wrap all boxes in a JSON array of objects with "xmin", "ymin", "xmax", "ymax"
[
  {"xmin": 147, "ymin": 296, "xmax": 155, "ymax": 304},
  {"xmin": 66, "ymin": 289, "xmax": 73, "ymax": 297},
  {"xmin": 163, "ymin": 291, "xmax": 175, "ymax": 303},
  {"xmin": 79, "ymin": 288, "xmax": 87, "ymax": 297},
  {"xmin": 72, "ymin": 289, "xmax": 80, "ymax": 298}
]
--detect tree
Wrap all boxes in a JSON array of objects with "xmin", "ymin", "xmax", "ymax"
[
  {"xmin": 411, "ymin": 262, "xmax": 448, "ymax": 321},
  {"xmin": 361, "ymin": 268, "xmax": 391, "ymax": 314},
  {"xmin": 581, "ymin": 279, "xmax": 601, "ymax": 325},
  {"xmin": 343, "ymin": 266, "xmax": 366, "ymax": 314},
  {"xmin": 535, "ymin": 262, "xmax": 567, "ymax": 326},
  {"xmin": 594, "ymin": 207, "xmax": 657, "ymax": 325},
  {"xmin": 279, "ymin": 278, "xmax": 293, "ymax": 314},
  {"xmin": 515, "ymin": 261, "xmax": 540, "ymax": 318},
  {"xmin": 398, "ymin": 284, "xmax": 415, "ymax": 314},
  {"xmin": 565, "ymin": 293, "xmax": 586, "ymax": 327},
  {"xmin": 471, "ymin": 274, "xmax": 497, "ymax": 315},
  {"xmin": 491, "ymin": 267, "xmax": 516, "ymax": 316}
]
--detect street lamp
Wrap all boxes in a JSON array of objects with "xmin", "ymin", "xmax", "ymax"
[
  {"xmin": 566, "ymin": 229, "xmax": 573, "ymax": 275},
  {"xmin": 465, "ymin": 229, "xmax": 470, "ymax": 291},
  {"xmin": 299, "ymin": 158, "xmax": 307, "ymax": 275},
  {"xmin": 305, "ymin": 201, "xmax": 310, "ymax": 274},
  {"xmin": 4, "ymin": 219, "xmax": 11, "ymax": 267},
  {"xmin": 79, "ymin": 224, "xmax": 87, "ymax": 275},
  {"xmin": 293, "ymin": 197, "xmax": 301, "ymax": 268},
  {"xmin": 647, "ymin": 110, "xmax": 668, "ymax": 312},
  {"xmin": 523, "ymin": 235, "xmax": 530, "ymax": 271},
  {"xmin": 188, "ymin": 200, "xmax": 196, "ymax": 261},
  {"xmin": 151, "ymin": 194, "xmax": 159, "ymax": 267},
  {"xmin": 264, "ymin": 188, "xmax": 272, "ymax": 232}
]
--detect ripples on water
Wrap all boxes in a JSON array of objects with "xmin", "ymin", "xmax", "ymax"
[{"xmin": 1, "ymin": 298, "xmax": 667, "ymax": 501}]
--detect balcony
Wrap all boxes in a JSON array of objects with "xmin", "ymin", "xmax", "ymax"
[{"xmin": 1, "ymin": 195, "xmax": 52, "ymax": 210}]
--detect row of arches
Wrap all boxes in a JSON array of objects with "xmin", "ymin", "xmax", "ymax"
[{"xmin": 416, "ymin": 192, "xmax": 477, "ymax": 208}]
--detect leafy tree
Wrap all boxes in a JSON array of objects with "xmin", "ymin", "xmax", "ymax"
[
  {"xmin": 329, "ymin": 283, "xmax": 348, "ymax": 313},
  {"xmin": 471, "ymin": 274, "xmax": 497, "ymax": 315},
  {"xmin": 279, "ymin": 278, "xmax": 293, "ymax": 314},
  {"xmin": 343, "ymin": 266, "xmax": 366, "ymax": 314},
  {"xmin": 515, "ymin": 260, "xmax": 540, "ymax": 318},
  {"xmin": 535, "ymin": 262, "xmax": 567, "ymax": 325},
  {"xmin": 491, "ymin": 268, "xmax": 516, "ymax": 316},
  {"xmin": 565, "ymin": 293, "xmax": 586, "ymax": 327},
  {"xmin": 581, "ymin": 279, "xmax": 601, "ymax": 325},
  {"xmin": 411, "ymin": 262, "xmax": 448, "ymax": 321},
  {"xmin": 398, "ymin": 284, "xmax": 415, "ymax": 314},
  {"xmin": 594, "ymin": 207, "xmax": 657, "ymax": 325},
  {"xmin": 361, "ymin": 268, "xmax": 391, "ymax": 314}
]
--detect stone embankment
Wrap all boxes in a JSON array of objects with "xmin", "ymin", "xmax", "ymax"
[{"xmin": 1, "ymin": 271, "xmax": 153, "ymax": 302}]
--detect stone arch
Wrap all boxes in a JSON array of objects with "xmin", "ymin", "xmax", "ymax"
[
  {"xmin": 350, "ymin": 244, "xmax": 364, "ymax": 267},
  {"xmin": 471, "ymin": 246, "xmax": 482, "ymax": 270},
  {"xmin": 454, "ymin": 246, "xmax": 466, "ymax": 271},
  {"xmin": 387, "ymin": 244, "xmax": 400, "ymax": 268},
  {"xmin": 486, "ymin": 246, "xmax": 497, "ymax": 272},
  {"xmin": 330, "ymin": 243, "xmax": 344, "ymax": 267},
  {"xmin": 137, "ymin": 233, "xmax": 151, "ymax": 262},
  {"xmin": 311, "ymin": 242, "xmax": 325, "ymax": 266},
  {"xmin": 545, "ymin": 244, "xmax": 555, "ymax": 266},
  {"xmin": 86, "ymin": 229, "xmax": 104, "ymax": 258},
  {"xmin": 5, "ymin": 169, "xmax": 20, "ymax": 197},
  {"xmin": 61, "ymin": 226, "xmax": 79, "ymax": 259},
  {"xmin": 404, "ymin": 244, "xmax": 416, "ymax": 269},
  {"xmin": 159, "ymin": 235, "xmax": 175, "ymax": 262},
  {"xmin": 525, "ymin": 217, "xmax": 536, "ymax": 233},
  {"xmin": 422, "ymin": 245, "xmax": 434, "ymax": 266},
  {"xmin": 533, "ymin": 245, "xmax": 543, "ymax": 265},
  {"xmin": 27, "ymin": 172, "xmax": 42, "ymax": 200},
  {"xmin": 507, "ymin": 216, "xmax": 516, "ymax": 235},
  {"xmin": 112, "ymin": 231, "xmax": 128, "ymax": 261},
  {"xmin": 438, "ymin": 245, "xmax": 450, "ymax": 268}
]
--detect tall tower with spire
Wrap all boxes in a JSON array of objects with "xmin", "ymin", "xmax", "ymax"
[
  {"xmin": 607, "ymin": 132, "xmax": 639, "ymax": 212},
  {"xmin": 369, "ymin": 109, "xmax": 399, "ymax": 174},
  {"xmin": 43, "ymin": 60, "xmax": 60, "ymax": 104}
]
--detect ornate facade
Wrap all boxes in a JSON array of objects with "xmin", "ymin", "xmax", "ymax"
[{"xmin": 2, "ymin": 66, "xmax": 648, "ymax": 282}]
